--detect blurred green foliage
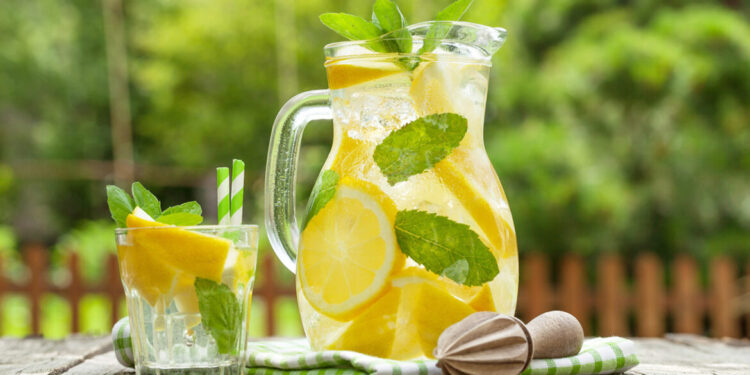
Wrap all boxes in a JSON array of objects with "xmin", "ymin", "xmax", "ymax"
[{"xmin": 0, "ymin": 0, "xmax": 747, "ymax": 284}]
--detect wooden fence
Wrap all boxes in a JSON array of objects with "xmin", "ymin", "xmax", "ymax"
[{"xmin": 0, "ymin": 245, "xmax": 748, "ymax": 338}]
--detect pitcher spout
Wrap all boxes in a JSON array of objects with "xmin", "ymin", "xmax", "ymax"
[{"xmin": 404, "ymin": 21, "xmax": 507, "ymax": 58}]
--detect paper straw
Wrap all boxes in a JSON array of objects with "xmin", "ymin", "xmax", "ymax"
[
  {"xmin": 217, "ymin": 167, "xmax": 230, "ymax": 225},
  {"xmin": 230, "ymin": 159, "xmax": 245, "ymax": 225}
]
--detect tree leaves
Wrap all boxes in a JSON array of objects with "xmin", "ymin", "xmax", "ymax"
[{"xmin": 374, "ymin": 113, "xmax": 467, "ymax": 185}]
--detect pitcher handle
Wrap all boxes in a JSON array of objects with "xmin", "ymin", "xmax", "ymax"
[{"xmin": 265, "ymin": 90, "xmax": 332, "ymax": 273}]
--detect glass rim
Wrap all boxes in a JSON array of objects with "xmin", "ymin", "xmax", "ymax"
[
  {"xmin": 115, "ymin": 224, "xmax": 259, "ymax": 235},
  {"xmin": 323, "ymin": 52, "xmax": 492, "ymax": 67},
  {"xmin": 323, "ymin": 21, "xmax": 507, "ymax": 60}
]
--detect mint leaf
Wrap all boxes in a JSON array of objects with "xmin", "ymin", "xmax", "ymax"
[
  {"xmin": 374, "ymin": 113, "xmax": 467, "ymax": 185},
  {"xmin": 436, "ymin": 0, "xmax": 473, "ymax": 21},
  {"xmin": 157, "ymin": 212, "xmax": 203, "ymax": 226},
  {"xmin": 302, "ymin": 170, "xmax": 339, "ymax": 229},
  {"xmin": 394, "ymin": 210, "xmax": 498, "ymax": 286},
  {"xmin": 131, "ymin": 182, "xmax": 161, "ymax": 219},
  {"xmin": 194, "ymin": 278, "xmax": 241, "ymax": 354},
  {"xmin": 320, "ymin": 13, "xmax": 387, "ymax": 52},
  {"xmin": 372, "ymin": 0, "xmax": 411, "ymax": 53},
  {"xmin": 162, "ymin": 201, "xmax": 202, "ymax": 216},
  {"xmin": 106, "ymin": 185, "xmax": 134, "ymax": 228},
  {"xmin": 419, "ymin": 0, "xmax": 473, "ymax": 54}
]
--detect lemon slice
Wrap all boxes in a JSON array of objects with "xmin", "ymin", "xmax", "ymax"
[
  {"xmin": 434, "ymin": 155, "xmax": 515, "ymax": 259},
  {"xmin": 126, "ymin": 214, "xmax": 231, "ymax": 281},
  {"xmin": 298, "ymin": 177, "xmax": 404, "ymax": 320},
  {"xmin": 327, "ymin": 287, "xmax": 401, "ymax": 357},
  {"xmin": 409, "ymin": 59, "xmax": 457, "ymax": 115},
  {"xmin": 329, "ymin": 134, "xmax": 370, "ymax": 177},
  {"xmin": 389, "ymin": 269, "xmax": 476, "ymax": 358},
  {"xmin": 414, "ymin": 282, "xmax": 476, "ymax": 357},
  {"xmin": 326, "ymin": 60, "xmax": 401, "ymax": 89}
]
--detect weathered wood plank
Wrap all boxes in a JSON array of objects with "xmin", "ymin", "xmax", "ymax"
[
  {"xmin": 3, "ymin": 335, "xmax": 749, "ymax": 374},
  {"xmin": 625, "ymin": 334, "xmax": 750, "ymax": 374},
  {"xmin": 0, "ymin": 335, "xmax": 112, "ymax": 374},
  {"xmin": 63, "ymin": 351, "xmax": 133, "ymax": 375}
]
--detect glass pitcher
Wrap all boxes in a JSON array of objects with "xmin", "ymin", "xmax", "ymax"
[{"xmin": 265, "ymin": 21, "xmax": 517, "ymax": 360}]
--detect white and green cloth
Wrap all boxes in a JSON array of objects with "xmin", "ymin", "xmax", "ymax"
[{"xmin": 112, "ymin": 318, "xmax": 638, "ymax": 374}]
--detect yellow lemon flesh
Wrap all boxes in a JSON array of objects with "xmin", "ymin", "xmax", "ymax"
[
  {"xmin": 328, "ymin": 287, "xmax": 401, "ymax": 357},
  {"xmin": 299, "ymin": 177, "xmax": 404, "ymax": 321},
  {"xmin": 121, "ymin": 211, "xmax": 233, "ymax": 324},
  {"xmin": 409, "ymin": 59, "xmax": 459, "ymax": 115},
  {"xmin": 126, "ymin": 214, "xmax": 231, "ymax": 282},
  {"xmin": 414, "ymin": 282, "xmax": 476, "ymax": 357},
  {"xmin": 434, "ymin": 156, "xmax": 516, "ymax": 259},
  {"xmin": 326, "ymin": 60, "xmax": 402, "ymax": 90},
  {"xmin": 117, "ymin": 243, "xmax": 175, "ymax": 307},
  {"xmin": 387, "ymin": 269, "xmax": 478, "ymax": 358}
]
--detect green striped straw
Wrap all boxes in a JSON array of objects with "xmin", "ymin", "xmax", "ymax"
[
  {"xmin": 230, "ymin": 159, "xmax": 245, "ymax": 225},
  {"xmin": 216, "ymin": 167, "xmax": 230, "ymax": 225}
]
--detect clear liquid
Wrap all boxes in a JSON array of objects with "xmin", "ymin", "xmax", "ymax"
[{"xmin": 297, "ymin": 56, "xmax": 519, "ymax": 359}]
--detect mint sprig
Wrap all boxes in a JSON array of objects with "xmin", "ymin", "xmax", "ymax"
[
  {"xmin": 302, "ymin": 170, "xmax": 339, "ymax": 229},
  {"xmin": 106, "ymin": 185, "xmax": 135, "ymax": 227},
  {"xmin": 194, "ymin": 277, "xmax": 241, "ymax": 354},
  {"xmin": 320, "ymin": 0, "xmax": 472, "ymax": 59},
  {"xmin": 132, "ymin": 182, "xmax": 161, "ymax": 219},
  {"xmin": 394, "ymin": 210, "xmax": 498, "ymax": 286},
  {"xmin": 105, "ymin": 182, "xmax": 204, "ymax": 227},
  {"xmin": 372, "ymin": 0, "xmax": 411, "ymax": 53},
  {"xmin": 419, "ymin": 0, "xmax": 474, "ymax": 54},
  {"xmin": 374, "ymin": 113, "xmax": 467, "ymax": 185}
]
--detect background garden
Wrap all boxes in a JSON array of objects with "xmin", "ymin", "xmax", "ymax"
[{"xmin": 0, "ymin": 0, "xmax": 749, "ymax": 337}]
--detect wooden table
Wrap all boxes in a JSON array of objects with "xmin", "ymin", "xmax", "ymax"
[{"xmin": 1, "ymin": 334, "xmax": 748, "ymax": 374}]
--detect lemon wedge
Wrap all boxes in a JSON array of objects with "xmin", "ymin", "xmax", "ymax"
[
  {"xmin": 126, "ymin": 214, "xmax": 231, "ymax": 281},
  {"xmin": 117, "ymin": 243, "xmax": 176, "ymax": 307},
  {"xmin": 298, "ymin": 177, "xmax": 404, "ymax": 320},
  {"xmin": 414, "ymin": 282, "xmax": 476, "ymax": 357},
  {"xmin": 327, "ymin": 287, "xmax": 401, "ymax": 357}
]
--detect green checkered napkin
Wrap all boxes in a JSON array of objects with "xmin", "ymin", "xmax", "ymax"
[{"xmin": 112, "ymin": 318, "xmax": 638, "ymax": 374}]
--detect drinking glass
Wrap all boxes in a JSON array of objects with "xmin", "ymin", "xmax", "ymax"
[{"xmin": 116, "ymin": 225, "xmax": 258, "ymax": 375}]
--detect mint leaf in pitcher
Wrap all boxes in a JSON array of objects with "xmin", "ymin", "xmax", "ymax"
[
  {"xmin": 374, "ymin": 113, "xmax": 467, "ymax": 184},
  {"xmin": 302, "ymin": 170, "xmax": 339, "ymax": 229},
  {"xmin": 195, "ymin": 277, "xmax": 241, "ymax": 354},
  {"xmin": 394, "ymin": 210, "xmax": 498, "ymax": 286}
]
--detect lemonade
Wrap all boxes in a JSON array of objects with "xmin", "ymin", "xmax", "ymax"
[
  {"xmin": 297, "ymin": 53, "xmax": 517, "ymax": 359},
  {"xmin": 265, "ymin": 20, "xmax": 516, "ymax": 359},
  {"xmin": 111, "ymin": 190, "xmax": 258, "ymax": 375}
]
